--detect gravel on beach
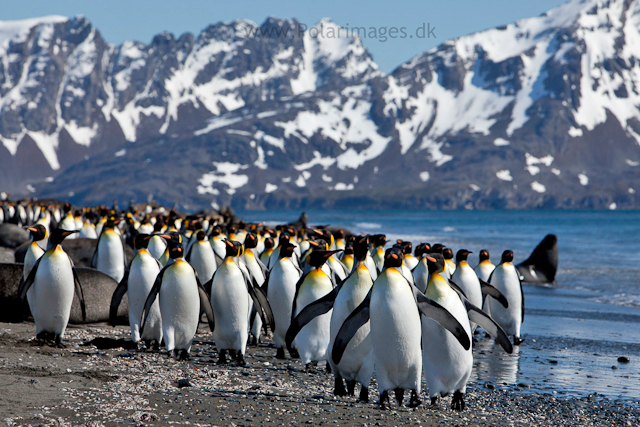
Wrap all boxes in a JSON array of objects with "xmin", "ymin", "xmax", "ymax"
[{"xmin": 0, "ymin": 322, "xmax": 637, "ymax": 427}]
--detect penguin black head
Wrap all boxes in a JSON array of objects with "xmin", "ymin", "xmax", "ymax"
[
  {"xmin": 479, "ymin": 249, "xmax": 490, "ymax": 262},
  {"xmin": 455, "ymin": 249, "xmax": 472, "ymax": 263},
  {"xmin": 196, "ymin": 230, "xmax": 207, "ymax": 241},
  {"xmin": 501, "ymin": 250, "xmax": 514, "ymax": 263},
  {"xmin": 264, "ymin": 237, "xmax": 275, "ymax": 250},
  {"xmin": 25, "ymin": 224, "xmax": 47, "ymax": 242},
  {"xmin": 309, "ymin": 228, "xmax": 332, "ymax": 246},
  {"xmin": 307, "ymin": 250, "xmax": 342, "ymax": 268},
  {"xmin": 134, "ymin": 233, "xmax": 153, "ymax": 249},
  {"xmin": 353, "ymin": 235, "xmax": 370, "ymax": 262},
  {"xmin": 371, "ymin": 234, "xmax": 387, "ymax": 248},
  {"xmin": 49, "ymin": 228, "xmax": 79, "ymax": 246},
  {"xmin": 244, "ymin": 232, "xmax": 258, "ymax": 249},
  {"xmin": 426, "ymin": 253, "xmax": 445, "ymax": 274},
  {"xmin": 443, "ymin": 247, "xmax": 454, "ymax": 260},
  {"xmin": 431, "ymin": 243, "xmax": 445, "ymax": 254},
  {"xmin": 158, "ymin": 231, "xmax": 181, "ymax": 243},
  {"xmin": 168, "ymin": 241, "xmax": 184, "ymax": 259},
  {"xmin": 278, "ymin": 233, "xmax": 291, "ymax": 247},
  {"xmin": 414, "ymin": 243, "xmax": 431, "ymax": 259},
  {"xmin": 307, "ymin": 238, "xmax": 329, "ymax": 251},
  {"xmin": 343, "ymin": 241, "xmax": 354, "ymax": 255},
  {"xmin": 153, "ymin": 221, "xmax": 165, "ymax": 233},
  {"xmin": 396, "ymin": 240, "xmax": 412, "ymax": 255},
  {"xmin": 224, "ymin": 239, "xmax": 243, "ymax": 258},
  {"xmin": 383, "ymin": 247, "xmax": 404, "ymax": 269},
  {"xmin": 211, "ymin": 225, "xmax": 222, "ymax": 237},
  {"xmin": 279, "ymin": 242, "xmax": 297, "ymax": 259}
]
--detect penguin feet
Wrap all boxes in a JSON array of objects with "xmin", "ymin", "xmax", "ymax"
[
  {"xmin": 54, "ymin": 334, "xmax": 66, "ymax": 348},
  {"xmin": 346, "ymin": 380, "xmax": 356, "ymax": 396},
  {"xmin": 394, "ymin": 388, "xmax": 405, "ymax": 407},
  {"xmin": 235, "ymin": 352, "xmax": 246, "ymax": 367},
  {"xmin": 514, "ymin": 336, "xmax": 525, "ymax": 345},
  {"xmin": 137, "ymin": 341, "xmax": 147, "ymax": 351},
  {"xmin": 451, "ymin": 391, "xmax": 465, "ymax": 412},
  {"xmin": 378, "ymin": 391, "xmax": 390, "ymax": 410},
  {"xmin": 289, "ymin": 348, "xmax": 300, "ymax": 359},
  {"xmin": 408, "ymin": 390, "xmax": 422, "ymax": 408},
  {"xmin": 429, "ymin": 396, "xmax": 439, "ymax": 409},
  {"xmin": 305, "ymin": 361, "xmax": 318, "ymax": 374},
  {"xmin": 177, "ymin": 349, "xmax": 190, "ymax": 361},
  {"xmin": 229, "ymin": 349, "xmax": 238, "ymax": 359},
  {"xmin": 325, "ymin": 363, "xmax": 332, "ymax": 374},
  {"xmin": 152, "ymin": 340, "xmax": 161, "ymax": 351},
  {"xmin": 217, "ymin": 349, "xmax": 229, "ymax": 365},
  {"xmin": 275, "ymin": 348, "xmax": 286, "ymax": 359},
  {"xmin": 333, "ymin": 376, "xmax": 347, "ymax": 397},
  {"xmin": 250, "ymin": 336, "xmax": 258, "ymax": 346},
  {"xmin": 358, "ymin": 386, "xmax": 369, "ymax": 403}
]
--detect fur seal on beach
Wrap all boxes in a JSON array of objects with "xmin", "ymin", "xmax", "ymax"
[{"xmin": 516, "ymin": 234, "xmax": 558, "ymax": 284}]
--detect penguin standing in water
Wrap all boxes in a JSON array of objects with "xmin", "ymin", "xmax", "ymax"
[
  {"xmin": 92, "ymin": 217, "xmax": 128, "ymax": 282},
  {"xmin": 19, "ymin": 229, "xmax": 87, "ymax": 346},
  {"xmin": 288, "ymin": 235, "xmax": 375, "ymax": 400},
  {"xmin": 333, "ymin": 247, "xmax": 470, "ymax": 409},
  {"xmin": 208, "ymin": 240, "xmax": 274, "ymax": 365},
  {"xmin": 265, "ymin": 242, "xmax": 302, "ymax": 358},
  {"xmin": 422, "ymin": 253, "xmax": 512, "ymax": 411},
  {"xmin": 22, "ymin": 225, "xmax": 47, "ymax": 280},
  {"xmin": 488, "ymin": 250, "xmax": 525, "ymax": 345},
  {"xmin": 286, "ymin": 248, "xmax": 341, "ymax": 371},
  {"xmin": 185, "ymin": 230, "xmax": 217, "ymax": 283},
  {"xmin": 110, "ymin": 233, "xmax": 164, "ymax": 349},
  {"xmin": 140, "ymin": 241, "xmax": 214, "ymax": 359}
]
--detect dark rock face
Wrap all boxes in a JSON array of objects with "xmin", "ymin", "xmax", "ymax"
[{"xmin": 3, "ymin": 2, "xmax": 640, "ymax": 210}]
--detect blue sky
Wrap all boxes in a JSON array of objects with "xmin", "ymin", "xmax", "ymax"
[{"xmin": 3, "ymin": 0, "xmax": 568, "ymax": 73}]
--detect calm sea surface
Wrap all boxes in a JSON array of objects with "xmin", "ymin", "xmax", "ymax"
[{"xmin": 239, "ymin": 209, "xmax": 640, "ymax": 402}]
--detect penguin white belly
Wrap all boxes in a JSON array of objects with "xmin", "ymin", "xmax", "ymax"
[
  {"xmin": 79, "ymin": 224, "xmax": 97, "ymax": 239},
  {"xmin": 421, "ymin": 289, "xmax": 472, "ymax": 397},
  {"xmin": 210, "ymin": 260, "xmax": 250, "ymax": 353},
  {"xmin": 400, "ymin": 265, "xmax": 415, "ymax": 285},
  {"xmin": 404, "ymin": 255, "xmax": 419, "ymax": 270},
  {"xmin": 370, "ymin": 269, "xmax": 422, "ymax": 393},
  {"xmin": 210, "ymin": 238, "xmax": 226, "ymax": 261},
  {"xmin": 329, "ymin": 265, "xmax": 373, "ymax": 386},
  {"xmin": 488, "ymin": 264, "xmax": 522, "ymax": 337},
  {"xmin": 267, "ymin": 259, "xmax": 300, "ymax": 348},
  {"xmin": 189, "ymin": 243, "xmax": 217, "ymax": 283},
  {"xmin": 159, "ymin": 261, "xmax": 200, "ymax": 352},
  {"xmin": 24, "ymin": 243, "xmax": 44, "ymax": 280},
  {"xmin": 245, "ymin": 253, "xmax": 265, "ymax": 340},
  {"xmin": 413, "ymin": 260, "xmax": 429, "ymax": 293},
  {"xmin": 28, "ymin": 249, "xmax": 75, "ymax": 336},
  {"xmin": 96, "ymin": 233, "xmax": 125, "ymax": 282},
  {"xmin": 452, "ymin": 265, "xmax": 483, "ymax": 331},
  {"xmin": 364, "ymin": 254, "xmax": 378, "ymax": 280},
  {"xmin": 128, "ymin": 253, "xmax": 162, "ymax": 343},
  {"xmin": 147, "ymin": 236, "xmax": 166, "ymax": 260},
  {"xmin": 293, "ymin": 270, "xmax": 334, "ymax": 365},
  {"xmin": 474, "ymin": 262, "xmax": 495, "ymax": 282},
  {"xmin": 328, "ymin": 256, "xmax": 347, "ymax": 281}
]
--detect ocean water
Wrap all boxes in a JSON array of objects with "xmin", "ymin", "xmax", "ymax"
[{"xmin": 239, "ymin": 209, "xmax": 640, "ymax": 402}]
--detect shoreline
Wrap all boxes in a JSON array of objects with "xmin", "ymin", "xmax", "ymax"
[{"xmin": 1, "ymin": 322, "xmax": 637, "ymax": 426}]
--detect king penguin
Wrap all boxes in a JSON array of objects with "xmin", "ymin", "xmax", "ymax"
[
  {"xmin": 421, "ymin": 253, "xmax": 513, "ymax": 411},
  {"xmin": 110, "ymin": 233, "xmax": 164, "ymax": 349},
  {"xmin": 207, "ymin": 240, "xmax": 273, "ymax": 365},
  {"xmin": 488, "ymin": 250, "xmax": 525, "ymax": 345},
  {"xmin": 332, "ymin": 247, "xmax": 471, "ymax": 409},
  {"xmin": 411, "ymin": 243, "xmax": 431, "ymax": 293},
  {"xmin": 19, "ymin": 229, "xmax": 87, "ymax": 346},
  {"xmin": 287, "ymin": 248, "xmax": 341, "ymax": 370},
  {"xmin": 92, "ymin": 217, "xmax": 128, "ymax": 282},
  {"xmin": 450, "ymin": 249, "xmax": 483, "ymax": 320},
  {"xmin": 22, "ymin": 224, "xmax": 46, "ymax": 280},
  {"xmin": 443, "ymin": 247, "xmax": 456, "ymax": 279},
  {"xmin": 475, "ymin": 249, "xmax": 496, "ymax": 315},
  {"xmin": 265, "ymin": 242, "xmax": 302, "ymax": 358},
  {"xmin": 185, "ymin": 230, "xmax": 217, "ymax": 283},
  {"xmin": 243, "ymin": 232, "xmax": 269, "ymax": 344},
  {"xmin": 140, "ymin": 241, "xmax": 214, "ymax": 359}
]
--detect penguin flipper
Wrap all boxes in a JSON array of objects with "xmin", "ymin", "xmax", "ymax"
[
  {"xmin": 238, "ymin": 263, "xmax": 275, "ymax": 331},
  {"xmin": 285, "ymin": 288, "xmax": 337, "ymax": 352},
  {"xmin": 447, "ymin": 278, "xmax": 468, "ymax": 299},
  {"xmin": 72, "ymin": 267, "xmax": 87, "ymax": 323},
  {"xmin": 290, "ymin": 272, "xmax": 310, "ymax": 321},
  {"xmin": 18, "ymin": 256, "xmax": 42, "ymax": 301},
  {"xmin": 140, "ymin": 267, "xmax": 166, "ymax": 336},
  {"xmin": 415, "ymin": 292, "xmax": 471, "ymax": 351},
  {"xmin": 478, "ymin": 278, "xmax": 509, "ymax": 308},
  {"xmin": 109, "ymin": 272, "xmax": 129, "ymax": 327},
  {"xmin": 463, "ymin": 299, "xmax": 513, "ymax": 354},
  {"xmin": 196, "ymin": 276, "xmax": 215, "ymax": 332},
  {"xmin": 332, "ymin": 289, "xmax": 371, "ymax": 365}
]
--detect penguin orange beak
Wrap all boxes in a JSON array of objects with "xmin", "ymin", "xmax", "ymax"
[
  {"xmin": 323, "ymin": 250, "xmax": 343, "ymax": 258},
  {"xmin": 390, "ymin": 254, "xmax": 399, "ymax": 260},
  {"xmin": 157, "ymin": 234, "xmax": 173, "ymax": 240},
  {"xmin": 426, "ymin": 256, "xmax": 437, "ymax": 262},
  {"xmin": 61, "ymin": 230, "xmax": 79, "ymax": 238},
  {"xmin": 25, "ymin": 227, "xmax": 37, "ymax": 232}
]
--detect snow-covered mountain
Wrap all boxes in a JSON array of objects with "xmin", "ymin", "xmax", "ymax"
[{"xmin": 2, "ymin": 0, "xmax": 640, "ymax": 210}]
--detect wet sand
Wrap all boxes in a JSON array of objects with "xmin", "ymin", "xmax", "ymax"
[{"xmin": 1, "ymin": 321, "xmax": 638, "ymax": 427}]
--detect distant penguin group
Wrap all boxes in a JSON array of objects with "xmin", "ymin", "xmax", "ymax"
[{"xmin": 0, "ymin": 200, "xmax": 561, "ymax": 412}]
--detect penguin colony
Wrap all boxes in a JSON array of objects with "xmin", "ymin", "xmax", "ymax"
[{"xmin": 1, "ymin": 198, "xmax": 528, "ymax": 412}]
